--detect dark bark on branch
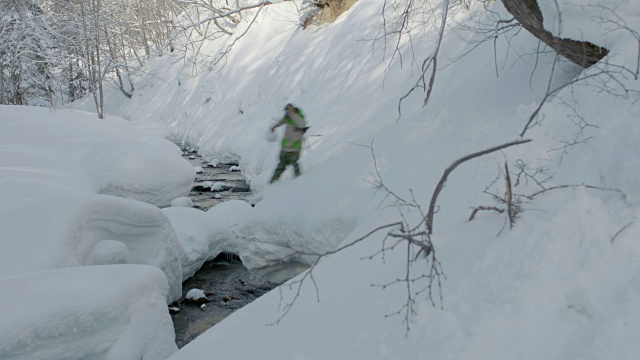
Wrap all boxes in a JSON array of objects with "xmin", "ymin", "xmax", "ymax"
[
  {"xmin": 504, "ymin": 162, "xmax": 515, "ymax": 228},
  {"xmin": 502, "ymin": 0, "xmax": 608, "ymax": 68},
  {"xmin": 468, "ymin": 206, "xmax": 505, "ymax": 221},
  {"xmin": 426, "ymin": 139, "xmax": 532, "ymax": 234}
]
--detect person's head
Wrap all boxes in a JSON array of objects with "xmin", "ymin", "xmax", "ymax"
[{"xmin": 284, "ymin": 103, "xmax": 295, "ymax": 112}]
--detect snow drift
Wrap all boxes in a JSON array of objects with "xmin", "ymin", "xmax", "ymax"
[{"xmin": 0, "ymin": 265, "xmax": 177, "ymax": 360}]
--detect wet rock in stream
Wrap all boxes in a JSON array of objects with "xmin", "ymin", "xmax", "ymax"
[
  {"xmin": 184, "ymin": 153, "xmax": 257, "ymax": 211},
  {"xmin": 170, "ymin": 254, "xmax": 272, "ymax": 347}
]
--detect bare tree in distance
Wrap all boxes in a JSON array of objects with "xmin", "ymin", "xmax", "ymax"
[
  {"xmin": 169, "ymin": 0, "xmax": 301, "ymax": 71},
  {"xmin": 0, "ymin": 0, "xmax": 181, "ymax": 113}
]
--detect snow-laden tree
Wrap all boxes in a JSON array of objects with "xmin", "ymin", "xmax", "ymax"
[
  {"xmin": 0, "ymin": 0, "xmax": 178, "ymax": 115},
  {"xmin": 0, "ymin": 0, "xmax": 311, "ymax": 113},
  {"xmin": 0, "ymin": 0, "xmax": 58, "ymax": 106}
]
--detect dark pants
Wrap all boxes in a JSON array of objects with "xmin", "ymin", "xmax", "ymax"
[{"xmin": 270, "ymin": 150, "xmax": 301, "ymax": 183}]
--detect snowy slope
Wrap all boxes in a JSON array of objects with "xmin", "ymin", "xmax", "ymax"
[
  {"xmin": 153, "ymin": 1, "xmax": 637, "ymax": 358},
  {"xmin": 61, "ymin": 0, "xmax": 640, "ymax": 358}
]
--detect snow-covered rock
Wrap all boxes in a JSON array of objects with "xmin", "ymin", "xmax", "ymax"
[
  {"xmin": 171, "ymin": 197, "xmax": 194, "ymax": 208},
  {"xmin": 89, "ymin": 240, "xmax": 131, "ymax": 265},
  {"xmin": 210, "ymin": 182, "xmax": 227, "ymax": 191},
  {"xmin": 0, "ymin": 194, "xmax": 184, "ymax": 303},
  {"xmin": 162, "ymin": 207, "xmax": 216, "ymax": 280},
  {"xmin": 186, "ymin": 288, "xmax": 208, "ymax": 301}
]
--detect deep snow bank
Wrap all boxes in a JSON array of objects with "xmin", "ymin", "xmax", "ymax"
[
  {"xmin": 0, "ymin": 194, "xmax": 184, "ymax": 302},
  {"xmin": 0, "ymin": 106, "xmax": 193, "ymax": 358},
  {"xmin": 0, "ymin": 106, "xmax": 194, "ymax": 207},
  {"xmin": 0, "ymin": 107, "xmax": 195, "ymax": 301},
  {"xmin": 0, "ymin": 265, "xmax": 177, "ymax": 360},
  {"xmin": 164, "ymin": 199, "xmax": 356, "ymax": 284}
]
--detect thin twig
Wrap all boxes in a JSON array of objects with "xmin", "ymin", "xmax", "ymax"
[
  {"xmin": 611, "ymin": 220, "xmax": 635, "ymax": 244},
  {"xmin": 468, "ymin": 206, "xmax": 504, "ymax": 221},
  {"xmin": 527, "ymin": 184, "xmax": 626, "ymax": 200}
]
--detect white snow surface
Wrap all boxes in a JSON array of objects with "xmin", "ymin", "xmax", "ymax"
[
  {"xmin": 163, "ymin": 201, "xmax": 354, "ymax": 283},
  {"xmin": 0, "ymin": 192, "xmax": 184, "ymax": 303},
  {"xmin": 89, "ymin": 239, "xmax": 132, "ymax": 265},
  {"xmin": 0, "ymin": 106, "xmax": 195, "ymax": 208},
  {"xmin": 170, "ymin": 196, "xmax": 194, "ymax": 208},
  {"xmin": 0, "ymin": 106, "xmax": 191, "ymax": 358},
  {"xmin": 1, "ymin": 0, "xmax": 639, "ymax": 359},
  {"xmin": 185, "ymin": 289, "xmax": 207, "ymax": 301},
  {"xmin": 0, "ymin": 265, "xmax": 177, "ymax": 360}
]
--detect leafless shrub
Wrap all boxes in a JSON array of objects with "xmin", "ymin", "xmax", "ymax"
[
  {"xmin": 470, "ymin": 161, "xmax": 523, "ymax": 235},
  {"xmin": 547, "ymin": 99, "xmax": 599, "ymax": 164},
  {"xmin": 471, "ymin": 155, "xmax": 628, "ymax": 236},
  {"xmin": 271, "ymin": 138, "xmax": 532, "ymax": 330}
]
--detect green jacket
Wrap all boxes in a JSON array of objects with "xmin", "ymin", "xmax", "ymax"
[{"xmin": 274, "ymin": 107, "xmax": 307, "ymax": 152}]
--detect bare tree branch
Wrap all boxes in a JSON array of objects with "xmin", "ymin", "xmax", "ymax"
[
  {"xmin": 426, "ymin": 139, "xmax": 532, "ymax": 234},
  {"xmin": 267, "ymin": 221, "xmax": 404, "ymax": 326},
  {"xmin": 502, "ymin": 0, "xmax": 609, "ymax": 68},
  {"xmin": 468, "ymin": 206, "xmax": 505, "ymax": 221},
  {"xmin": 176, "ymin": 1, "xmax": 292, "ymax": 32},
  {"xmin": 527, "ymin": 184, "xmax": 627, "ymax": 200},
  {"xmin": 504, "ymin": 162, "xmax": 515, "ymax": 228},
  {"xmin": 611, "ymin": 219, "xmax": 636, "ymax": 244},
  {"xmin": 396, "ymin": 0, "xmax": 450, "ymax": 121}
]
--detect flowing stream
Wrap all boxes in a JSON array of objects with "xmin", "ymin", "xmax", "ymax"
[{"xmin": 170, "ymin": 150, "xmax": 272, "ymax": 348}]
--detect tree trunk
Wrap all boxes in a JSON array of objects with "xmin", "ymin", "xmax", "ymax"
[
  {"xmin": 89, "ymin": 51, "xmax": 101, "ymax": 117},
  {"xmin": 80, "ymin": 1, "xmax": 101, "ymax": 118},
  {"xmin": 0, "ymin": 61, "xmax": 5, "ymax": 105},
  {"xmin": 502, "ymin": 0, "xmax": 608, "ymax": 68},
  {"xmin": 12, "ymin": 71, "xmax": 23, "ymax": 105},
  {"xmin": 138, "ymin": 1, "xmax": 151, "ymax": 56},
  {"xmin": 104, "ymin": 25, "xmax": 132, "ymax": 98},
  {"xmin": 69, "ymin": 61, "xmax": 75, "ymax": 102}
]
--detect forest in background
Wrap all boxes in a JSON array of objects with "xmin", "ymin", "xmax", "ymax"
[{"xmin": 0, "ymin": 0, "xmax": 288, "ymax": 117}]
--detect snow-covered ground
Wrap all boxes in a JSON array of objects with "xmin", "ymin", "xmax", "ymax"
[
  {"xmin": 0, "ymin": 265, "xmax": 176, "ymax": 360},
  {"xmin": 2, "ymin": 0, "xmax": 640, "ymax": 358}
]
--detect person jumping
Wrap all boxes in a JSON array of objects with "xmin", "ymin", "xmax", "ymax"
[{"xmin": 269, "ymin": 103, "xmax": 308, "ymax": 183}]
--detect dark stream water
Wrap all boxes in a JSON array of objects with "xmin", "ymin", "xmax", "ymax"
[{"xmin": 170, "ymin": 150, "xmax": 272, "ymax": 348}]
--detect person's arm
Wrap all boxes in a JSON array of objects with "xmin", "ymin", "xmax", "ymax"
[{"xmin": 271, "ymin": 117, "xmax": 286, "ymax": 132}]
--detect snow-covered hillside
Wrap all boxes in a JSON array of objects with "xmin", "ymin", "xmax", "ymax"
[
  {"xmin": 90, "ymin": 0, "xmax": 638, "ymax": 358},
  {"xmin": 1, "ymin": 0, "xmax": 639, "ymax": 358}
]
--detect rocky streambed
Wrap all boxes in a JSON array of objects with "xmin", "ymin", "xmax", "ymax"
[{"xmin": 170, "ymin": 150, "xmax": 271, "ymax": 348}]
